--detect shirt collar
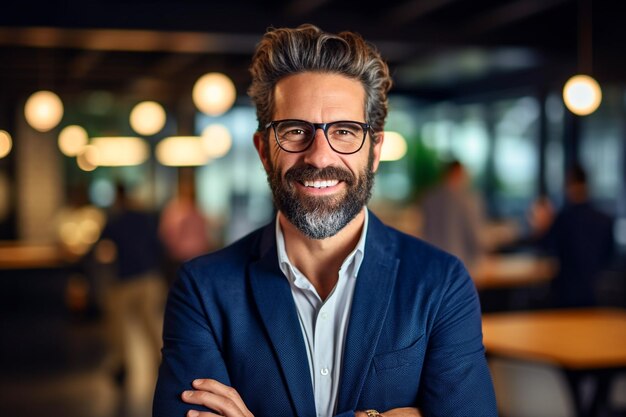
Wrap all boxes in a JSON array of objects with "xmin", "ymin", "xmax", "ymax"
[{"xmin": 275, "ymin": 208, "xmax": 369, "ymax": 284}]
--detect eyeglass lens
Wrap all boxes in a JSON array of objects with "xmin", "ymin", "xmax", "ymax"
[{"xmin": 274, "ymin": 120, "xmax": 365, "ymax": 153}]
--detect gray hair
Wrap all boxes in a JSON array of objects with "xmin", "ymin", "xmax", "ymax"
[{"xmin": 247, "ymin": 24, "xmax": 392, "ymax": 140}]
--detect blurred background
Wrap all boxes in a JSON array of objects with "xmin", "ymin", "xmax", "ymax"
[{"xmin": 0, "ymin": 1, "xmax": 625, "ymax": 416}]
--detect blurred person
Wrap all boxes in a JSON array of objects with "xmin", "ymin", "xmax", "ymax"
[
  {"xmin": 97, "ymin": 183, "xmax": 166, "ymax": 415},
  {"xmin": 419, "ymin": 160, "xmax": 487, "ymax": 270},
  {"xmin": 53, "ymin": 184, "xmax": 107, "ymax": 315},
  {"xmin": 54, "ymin": 183, "xmax": 106, "ymax": 259},
  {"xmin": 159, "ymin": 169, "xmax": 215, "ymax": 285},
  {"xmin": 154, "ymin": 25, "xmax": 496, "ymax": 417},
  {"xmin": 532, "ymin": 164, "xmax": 615, "ymax": 307}
]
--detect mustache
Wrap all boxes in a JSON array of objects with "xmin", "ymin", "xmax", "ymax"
[{"xmin": 284, "ymin": 165, "xmax": 355, "ymax": 185}]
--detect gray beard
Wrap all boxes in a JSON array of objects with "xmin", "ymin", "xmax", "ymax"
[{"xmin": 267, "ymin": 156, "xmax": 375, "ymax": 239}]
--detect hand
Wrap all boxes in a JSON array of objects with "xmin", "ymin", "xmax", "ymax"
[
  {"xmin": 355, "ymin": 407, "xmax": 422, "ymax": 417},
  {"xmin": 381, "ymin": 408, "xmax": 422, "ymax": 417},
  {"xmin": 182, "ymin": 379, "xmax": 254, "ymax": 417}
]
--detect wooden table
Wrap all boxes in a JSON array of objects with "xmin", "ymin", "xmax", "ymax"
[
  {"xmin": 0, "ymin": 242, "xmax": 68, "ymax": 270},
  {"xmin": 482, "ymin": 308, "xmax": 626, "ymax": 417},
  {"xmin": 471, "ymin": 253, "xmax": 557, "ymax": 291}
]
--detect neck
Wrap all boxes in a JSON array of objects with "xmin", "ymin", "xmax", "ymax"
[{"xmin": 279, "ymin": 208, "xmax": 365, "ymax": 300}]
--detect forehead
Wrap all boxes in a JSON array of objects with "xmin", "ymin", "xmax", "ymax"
[{"xmin": 273, "ymin": 72, "xmax": 366, "ymax": 121}]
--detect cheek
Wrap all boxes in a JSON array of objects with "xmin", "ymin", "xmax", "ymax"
[
  {"xmin": 342, "ymin": 155, "xmax": 370, "ymax": 178},
  {"xmin": 271, "ymin": 151, "xmax": 301, "ymax": 175}
]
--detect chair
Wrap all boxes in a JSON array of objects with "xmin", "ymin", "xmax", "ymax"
[{"xmin": 489, "ymin": 358, "xmax": 576, "ymax": 417}]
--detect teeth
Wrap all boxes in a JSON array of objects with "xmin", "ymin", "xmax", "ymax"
[{"xmin": 303, "ymin": 180, "xmax": 339, "ymax": 189}]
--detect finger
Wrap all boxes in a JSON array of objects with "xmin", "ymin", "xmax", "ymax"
[
  {"xmin": 192, "ymin": 379, "xmax": 253, "ymax": 417},
  {"xmin": 182, "ymin": 390, "xmax": 246, "ymax": 417},
  {"xmin": 186, "ymin": 410, "xmax": 222, "ymax": 417}
]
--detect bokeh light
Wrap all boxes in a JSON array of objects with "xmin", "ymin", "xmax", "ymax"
[
  {"xmin": 563, "ymin": 75, "xmax": 602, "ymax": 116},
  {"xmin": 76, "ymin": 145, "xmax": 98, "ymax": 172},
  {"xmin": 192, "ymin": 72, "xmax": 236, "ymax": 116},
  {"xmin": 201, "ymin": 123, "xmax": 232, "ymax": 158},
  {"xmin": 380, "ymin": 131, "xmax": 408, "ymax": 161},
  {"xmin": 58, "ymin": 125, "xmax": 88, "ymax": 156},
  {"xmin": 0, "ymin": 130, "xmax": 12, "ymax": 159},
  {"xmin": 89, "ymin": 136, "xmax": 149, "ymax": 166},
  {"xmin": 129, "ymin": 101, "xmax": 167, "ymax": 136},
  {"xmin": 156, "ymin": 136, "xmax": 209, "ymax": 166},
  {"xmin": 24, "ymin": 90, "xmax": 64, "ymax": 132}
]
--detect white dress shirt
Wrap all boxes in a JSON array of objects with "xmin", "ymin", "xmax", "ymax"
[{"xmin": 276, "ymin": 209, "xmax": 368, "ymax": 417}]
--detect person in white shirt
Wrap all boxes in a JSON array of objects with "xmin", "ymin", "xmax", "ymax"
[{"xmin": 153, "ymin": 24, "xmax": 497, "ymax": 417}]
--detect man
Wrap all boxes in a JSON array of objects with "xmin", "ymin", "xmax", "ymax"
[
  {"xmin": 420, "ymin": 160, "xmax": 486, "ymax": 271},
  {"xmin": 533, "ymin": 164, "xmax": 615, "ymax": 307},
  {"xmin": 153, "ymin": 25, "xmax": 496, "ymax": 417}
]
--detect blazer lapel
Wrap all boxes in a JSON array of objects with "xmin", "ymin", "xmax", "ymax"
[
  {"xmin": 249, "ymin": 224, "xmax": 316, "ymax": 417},
  {"xmin": 337, "ymin": 212, "xmax": 400, "ymax": 412}
]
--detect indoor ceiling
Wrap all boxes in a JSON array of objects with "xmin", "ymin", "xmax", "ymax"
[{"xmin": 0, "ymin": 0, "xmax": 624, "ymax": 107}]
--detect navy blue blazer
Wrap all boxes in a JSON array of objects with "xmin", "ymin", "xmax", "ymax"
[{"xmin": 153, "ymin": 211, "xmax": 497, "ymax": 417}]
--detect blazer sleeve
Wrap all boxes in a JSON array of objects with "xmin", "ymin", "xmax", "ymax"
[
  {"xmin": 153, "ymin": 264, "xmax": 230, "ymax": 417},
  {"xmin": 418, "ymin": 260, "xmax": 497, "ymax": 417}
]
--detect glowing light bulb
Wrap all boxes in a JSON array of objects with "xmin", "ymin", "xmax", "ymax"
[
  {"xmin": 89, "ymin": 137, "xmax": 149, "ymax": 166},
  {"xmin": 0, "ymin": 130, "xmax": 12, "ymax": 159},
  {"xmin": 130, "ymin": 101, "xmax": 166, "ymax": 135},
  {"xmin": 58, "ymin": 125, "xmax": 88, "ymax": 156},
  {"xmin": 563, "ymin": 75, "xmax": 602, "ymax": 116},
  {"xmin": 192, "ymin": 73, "xmax": 236, "ymax": 116},
  {"xmin": 24, "ymin": 90, "xmax": 64, "ymax": 131}
]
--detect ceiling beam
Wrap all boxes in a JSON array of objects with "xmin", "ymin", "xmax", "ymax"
[
  {"xmin": 383, "ymin": 0, "xmax": 462, "ymax": 26},
  {"xmin": 0, "ymin": 27, "xmax": 259, "ymax": 54},
  {"xmin": 463, "ymin": 0, "xmax": 571, "ymax": 35},
  {"xmin": 286, "ymin": 0, "xmax": 332, "ymax": 16}
]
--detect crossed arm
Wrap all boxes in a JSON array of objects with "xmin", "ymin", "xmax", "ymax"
[
  {"xmin": 155, "ymin": 256, "xmax": 495, "ymax": 417},
  {"xmin": 181, "ymin": 378, "xmax": 421, "ymax": 417}
]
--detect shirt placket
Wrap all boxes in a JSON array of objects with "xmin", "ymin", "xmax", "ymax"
[{"xmin": 313, "ymin": 290, "xmax": 336, "ymax": 417}]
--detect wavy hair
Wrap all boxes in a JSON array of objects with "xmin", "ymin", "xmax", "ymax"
[{"xmin": 248, "ymin": 24, "xmax": 392, "ymax": 142}]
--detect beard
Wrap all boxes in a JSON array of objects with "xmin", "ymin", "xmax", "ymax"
[{"xmin": 266, "ymin": 149, "xmax": 375, "ymax": 239}]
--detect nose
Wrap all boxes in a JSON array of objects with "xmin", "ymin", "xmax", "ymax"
[{"xmin": 302, "ymin": 127, "xmax": 337, "ymax": 168}]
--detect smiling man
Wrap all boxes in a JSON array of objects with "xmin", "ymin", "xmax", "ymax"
[{"xmin": 153, "ymin": 25, "xmax": 497, "ymax": 417}]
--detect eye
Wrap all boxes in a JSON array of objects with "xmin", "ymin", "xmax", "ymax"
[
  {"xmin": 285, "ymin": 128, "xmax": 306, "ymax": 136},
  {"xmin": 328, "ymin": 123, "xmax": 363, "ymax": 140},
  {"xmin": 334, "ymin": 129, "xmax": 357, "ymax": 136},
  {"xmin": 276, "ymin": 122, "xmax": 313, "ymax": 141}
]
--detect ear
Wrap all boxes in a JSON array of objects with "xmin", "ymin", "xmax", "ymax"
[
  {"xmin": 370, "ymin": 131, "xmax": 384, "ymax": 173},
  {"xmin": 253, "ymin": 131, "xmax": 271, "ymax": 173}
]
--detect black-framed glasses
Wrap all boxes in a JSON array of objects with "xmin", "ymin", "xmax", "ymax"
[{"xmin": 265, "ymin": 119, "xmax": 371, "ymax": 155}]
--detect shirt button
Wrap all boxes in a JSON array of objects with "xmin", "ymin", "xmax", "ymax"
[
  {"xmin": 320, "ymin": 368, "xmax": 329, "ymax": 376},
  {"xmin": 320, "ymin": 312, "xmax": 329, "ymax": 320}
]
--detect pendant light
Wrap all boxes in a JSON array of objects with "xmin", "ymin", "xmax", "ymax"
[
  {"xmin": 562, "ymin": 0, "xmax": 601, "ymax": 116},
  {"xmin": 24, "ymin": 90, "xmax": 64, "ymax": 131}
]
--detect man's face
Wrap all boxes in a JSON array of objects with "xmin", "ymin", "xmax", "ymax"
[{"xmin": 254, "ymin": 72, "xmax": 383, "ymax": 239}]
